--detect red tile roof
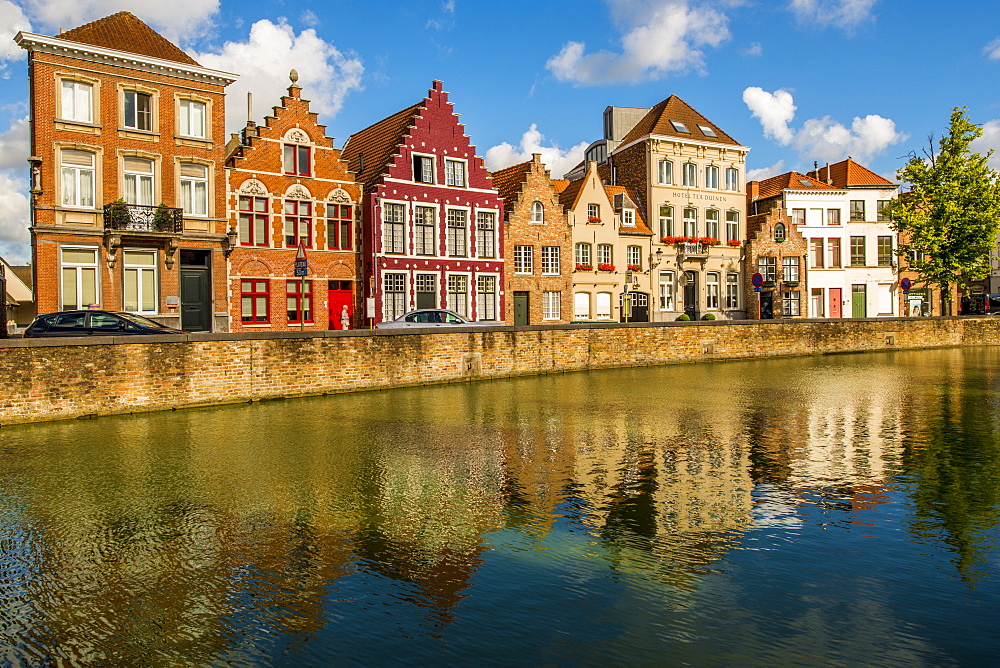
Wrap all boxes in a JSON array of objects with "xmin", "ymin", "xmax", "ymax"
[
  {"xmin": 57, "ymin": 12, "xmax": 199, "ymax": 66},
  {"xmin": 342, "ymin": 102, "xmax": 423, "ymax": 189},
  {"xmin": 558, "ymin": 176, "xmax": 587, "ymax": 212},
  {"xmin": 551, "ymin": 179, "xmax": 570, "ymax": 194},
  {"xmin": 618, "ymin": 95, "xmax": 741, "ymax": 148},
  {"xmin": 753, "ymin": 171, "xmax": 840, "ymax": 201},
  {"xmin": 604, "ymin": 185, "xmax": 651, "ymax": 234},
  {"xmin": 808, "ymin": 158, "xmax": 895, "ymax": 188},
  {"xmin": 489, "ymin": 160, "xmax": 532, "ymax": 205}
]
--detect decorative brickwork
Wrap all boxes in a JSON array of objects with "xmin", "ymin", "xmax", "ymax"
[
  {"xmin": 491, "ymin": 154, "xmax": 572, "ymax": 324},
  {"xmin": 225, "ymin": 74, "xmax": 361, "ymax": 332},
  {"xmin": 745, "ymin": 208, "xmax": 808, "ymax": 319}
]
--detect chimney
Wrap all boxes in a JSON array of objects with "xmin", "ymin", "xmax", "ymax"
[
  {"xmin": 749, "ymin": 180, "xmax": 759, "ymax": 202},
  {"xmin": 531, "ymin": 153, "xmax": 541, "ymax": 164},
  {"xmin": 825, "ymin": 162, "xmax": 832, "ymax": 185}
]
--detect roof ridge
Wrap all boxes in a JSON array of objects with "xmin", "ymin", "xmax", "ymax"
[{"xmin": 56, "ymin": 11, "xmax": 200, "ymax": 66}]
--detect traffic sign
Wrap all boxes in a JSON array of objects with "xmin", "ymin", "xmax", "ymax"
[
  {"xmin": 294, "ymin": 238, "xmax": 309, "ymax": 276},
  {"xmin": 752, "ymin": 273, "xmax": 763, "ymax": 288},
  {"xmin": 754, "ymin": 287, "xmax": 762, "ymax": 293},
  {"xmin": 901, "ymin": 278, "xmax": 912, "ymax": 291}
]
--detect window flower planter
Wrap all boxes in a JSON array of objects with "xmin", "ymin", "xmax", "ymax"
[
  {"xmin": 762, "ymin": 280, "xmax": 776, "ymax": 288},
  {"xmin": 575, "ymin": 264, "xmax": 593, "ymax": 271},
  {"xmin": 597, "ymin": 263, "xmax": 615, "ymax": 272},
  {"xmin": 727, "ymin": 239, "xmax": 742, "ymax": 247},
  {"xmin": 627, "ymin": 264, "xmax": 642, "ymax": 271},
  {"xmin": 587, "ymin": 216, "xmax": 601, "ymax": 223},
  {"xmin": 660, "ymin": 236, "xmax": 676, "ymax": 245},
  {"xmin": 784, "ymin": 281, "xmax": 800, "ymax": 287},
  {"xmin": 698, "ymin": 237, "xmax": 720, "ymax": 246}
]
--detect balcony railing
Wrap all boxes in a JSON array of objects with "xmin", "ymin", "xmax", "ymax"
[{"xmin": 103, "ymin": 202, "xmax": 183, "ymax": 233}]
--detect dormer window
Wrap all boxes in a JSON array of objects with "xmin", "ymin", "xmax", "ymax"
[
  {"xmin": 774, "ymin": 222, "xmax": 786, "ymax": 241},
  {"xmin": 413, "ymin": 155, "xmax": 435, "ymax": 183},
  {"xmin": 670, "ymin": 120, "xmax": 690, "ymax": 133},
  {"xmin": 698, "ymin": 124, "xmax": 717, "ymax": 138},
  {"xmin": 622, "ymin": 209, "xmax": 635, "ymax": 227}
]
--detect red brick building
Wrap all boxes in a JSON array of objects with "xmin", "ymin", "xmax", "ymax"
[
  {"xmin": 490, "ymin": 154, "xmax": 572, "ymax": 324},
  {"xmin": 342, "ymin": 81, "xmax": 505, "ymax": 327},
  {"xmin": 224, "ymin": 73, "xmax": 362, "ymax": 332},
  {"xmin": 16, "ymin": 13, "xmax": 237, "ymax": 330}
]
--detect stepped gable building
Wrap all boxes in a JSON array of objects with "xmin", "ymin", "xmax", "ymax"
[
  {"xmin": 224, "ymin": 72, "xmax": 362, "ymax": 332},
  {"xmin": 561, "ymin": 161, "xmax": 653, "ymax": 322},
  {"xmin": 799, "ymin": 158, "xmax": 900, "ymax": 317},
  {"xmin": 342, "ymin": 81, "xmax": 504, "ymax": 326},
  {"xmin": 16, "ymin": 13, "xmax": 237, "ymax": 331},
  {"xmin": 744, "ymin": 173, "xmax": 814, "ymax": 318},
  {"xmin": 490, "ymin": 153, "xmax": 572, "ymax": 324},
  {"xmin": 580, "ymin": 96, "xmax": 749, "ymax": 321}
]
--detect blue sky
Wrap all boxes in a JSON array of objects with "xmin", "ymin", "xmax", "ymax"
[{"xmin": 1, "ymin": 0, "xmax": 999, "ymax": 263}]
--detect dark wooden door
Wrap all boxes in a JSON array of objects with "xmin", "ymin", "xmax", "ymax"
[
  {"xmin": 514, "ymin": 292, "xmax": 529, "ymax": 325},
  {"xmin": 683, "ymin": 272, "xmax": 698, "ymax": 320},
  {"xmin": 180, "ymin": 267, "xmax": 210, "ymax": 331},
  {"xmin": 760, "ymin": 292, "xmax": 774, "ymax": 319}
]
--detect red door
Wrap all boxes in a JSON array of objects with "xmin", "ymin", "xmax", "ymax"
[
  {"xmin": 829, "ymin": 288, "xmax": 842, "ymax": 318},
  {"xmin": 328, "ymin": 280, "xmax": 353, "ymax": 329}
]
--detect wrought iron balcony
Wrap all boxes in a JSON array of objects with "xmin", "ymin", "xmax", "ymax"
[{"xmin": 103, "ymin": 202, "xmax": 183, "ymax": 233}]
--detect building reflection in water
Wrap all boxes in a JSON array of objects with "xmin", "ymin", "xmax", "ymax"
[{"xmin": 1, "ymin": 349, "xmax": 998, "ymax": 662}]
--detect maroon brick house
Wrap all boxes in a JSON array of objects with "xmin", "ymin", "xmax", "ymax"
[{"xmin": 342, "ymin": 80, "xmax": 504, "ymax": 327}]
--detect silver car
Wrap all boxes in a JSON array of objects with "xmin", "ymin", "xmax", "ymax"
[{"xmin": 375, "ymin": 309, "xmax": 506, "ymax": 329}]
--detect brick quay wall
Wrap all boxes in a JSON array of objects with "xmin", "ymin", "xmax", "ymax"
[{"xmin": 2, "ymin": 317, "xmax": 999, "ymax": 426}]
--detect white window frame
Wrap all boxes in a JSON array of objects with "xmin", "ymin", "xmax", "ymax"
[
  {"xmin": 514, "ymin": 245, "xmax": 533, "ymax": 275},
  {"xmin": 60, "ymin": 246, "xmax": 100, "ymax": 311},
  {"xmin": 706, "ymin": 272, "xmax": 720, "ymax": 309},
  {"xmin": 447, "ymin": 274, "xmax": 469, "ymax": 317},
  {"xmin": 383, "ymin": 272, "xmax": 408, "ymax": 321},
  {"xmin": 659, "ymin": 272, "xmax": 674, "ymax": 310},
  {"xmin": 414, "ymin": 205, "xmax": 437, "ymax": 256},
  {"xmin": 445, "ymin": 159, "xmax": 467, "ymax": 187},
  {"xmin": 622, "ymin": 209, "xmax": 635, "ymax": 227},
  {"xmin": 179, "ymin": 162, "xmax": 208, "ymax": 217},
  {"xmin": 657, "ymin": 159, "xmax": 673, "ymax": 185},
  {"xmin": 383, "ymin": 202, "xmax": 406, "ymax": 254},
  {"xmin": 705, "ymin": 165, "xmax": 719, "ymax": 190},
  {"xmin": 446, "ymin": 208, "xmax": 468, "ymax": 257},
  {"xmin": 123, "ymin": 157, "xmax": 155, "ymax": 207},
  {"xmin": 682, "ymin": 163, "xmax": 697, "ymax": 187},
  {"xmin": 413, "ymin": 153, "xmax": 436, "ymax": 184},
  {"xmin": 659, "ymin": 205, "xmax": 674, "ymax": 238},
  {"xmin": 530, "ymin": 201, "xmax": 544, "ymax": 223},
  {"xmin": 477, "ymin": 274, "xmax": 498, "ymax": 321},
  {"xmin": 683, "ymin": 208, "xmax": 698, "ymax": 237},
  {"xmin": 575, "ymin": 243, "xmax": 591, "ymax": 267},
  {"xmin": 574, "ymin": 292, "xmax": 591, "ymax": 319},
  {"xmin": 60, "ymin": 149, "xmax": 96, "ymax": 209},
  {"xmin": 541, "ymin": 246, "xmax": 560, "ymax": 275},
  {"xmin": 705, "ymin": 209, "xmax": 719, "ymax": 239},
  {"xmin": 725, "ymin": 168, "xmax": 740, "ymax": 192},
  {"xmin": 726, "ymin": 211, "xmax": 740, "ymax": 242},
  {"xmin": 597, "ymin": 244, "xmax": 613, "ymax": 266},
  {"xmin": 61, "ymin": 80, "xmax": 93, "ymax": 123},
  {"xmin": 123, "ymin": 89, "xmax": 153, "ymax": 131},
  {"xmin": 122, "ymin": 249, "xmax": 158, "ymax": 314},
  {"xmin": 476, "ymin": 211, "xmax": 497, "ymax": 258},
  {"xmin": 726, "ymin": 273, "xmax": 740, "ymax": 309},
  {"xmin": 627, "ymin": 245, "xmax": 641, "ymax": 268},
  {"xmin": 542, "ymin": 291, "xmax": 561, "ymax": 321},
  {"xmin": 178, "ymin": 98, "xmax": 206, "ymax": 139},
  {"xmin": 596, "ymin": 292, "xmax": 612, "ymax": 320}
]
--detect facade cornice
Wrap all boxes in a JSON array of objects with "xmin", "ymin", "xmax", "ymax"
[{"xmin": 15, "ymin": 32, "xmax": 238, "ymax": 87}]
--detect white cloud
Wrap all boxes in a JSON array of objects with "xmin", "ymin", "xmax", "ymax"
[
  {"xmin": 0, "ymin": 171, "xmax": 29, "ymax": 264},
  {"xmin": 300, "ymin": 10, "xmax": 320, "ymax": 28},
  {"xmin": 0, "ymin": 0, "xmax": 32, "ymax": 76},
  {"xmin": 788, "ymin": 0, "xmax": 877, "ymax": 31},
  {"xmin": 743, "ymin": 41, "xmax": 762, "ymax": 57},
  {"xmin": 971, "ymin": 119, "xmax": 1000, "ymax": 170},
  {"xmin": 20, "ymin": 0, "xmax": 219, "ymax": 45},
  {"xmin": 747, "ymin": 160, "xmax": 785, "ymax": 182},
  {"xmin": 191, "ymin": 19, "xmax": 363, "ymax": 131},
  {"xmin": 484, "ymin": 124, "xmax": 588, "ymax": 179},
  {"xmin": 546, "ymin": 0, "xmax": 730, "ymax": 85},
  {"xmin": 743, "ymin": 86, "xmax": 906, "ymax": 164},
  {"xmin": 743, "ymin": 87, "xmax": 796, "ymax": 144},
  {"xmin": 983, "ymin": 37, "xmax": 1000, "ymax": 60},
  {"xmin": 0, "ymin": 115, "xmax": 29, "ymax": 171}
]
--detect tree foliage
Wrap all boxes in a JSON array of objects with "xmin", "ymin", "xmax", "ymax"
[{"xmin": 885, "ymin": 107, "xmax": 1000, "ymax": 301}]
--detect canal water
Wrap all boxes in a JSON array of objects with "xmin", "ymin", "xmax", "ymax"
[{"xmin": 1, "ymin": 348, "xmax": 999, "ymax": 666}]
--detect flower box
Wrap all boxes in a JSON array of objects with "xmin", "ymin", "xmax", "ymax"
[
  {"xmin": 698, "ymin": 237, "xmax": 720, "ymax": 246},
  {"xmin": 727, "ymin": 239, "xmax": 742, "ymax": 247},
  {"xmin": 627, "ymin": 264, "xmax": 642, "ymax": 271},
  {"xmin": 597, "ymin": 263, "xmax": 615, "ymax": 272},
  {"xmin": 660, "ymin": 236, "xmax": 676, "ymax": 245},
  {"xmin": 587, "ymin": 216, "xmax": 601, "ymax": 224},
  {"xmin": 575, "ymin": 264, "xmax": 593, "ymax": 271},
  {"xmin": 784, "ymin": 281, "xmax": 800, "ymax": 287},
  {"xmin": 762, "ymin": 280, "xmax": 776, "ymax": 288}
]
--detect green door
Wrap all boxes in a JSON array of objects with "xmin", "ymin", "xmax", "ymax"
[
  {"xmin": 514, "ymin": 292, "xmax": 529, "ymax": 325},
  {"xmin": 852, "ymin": 284, "xmax": 867, "ymax": 318}
]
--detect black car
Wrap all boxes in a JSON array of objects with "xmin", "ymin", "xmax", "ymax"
[{"xmin": 23, "ymin": 310, "xmax": 186, "ymax": 338}]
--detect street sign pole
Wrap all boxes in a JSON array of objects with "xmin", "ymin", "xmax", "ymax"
[{"xmin": 294, "ymin": 238, "xmax": 309, "ymax": 332}]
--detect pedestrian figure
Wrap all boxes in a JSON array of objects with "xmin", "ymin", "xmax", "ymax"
[{"xmin": 340, "ymin": 306, "xmax": 351, "ymax": 330}]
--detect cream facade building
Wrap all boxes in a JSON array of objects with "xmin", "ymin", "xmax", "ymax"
[{"xmin": 577, "ymin": 97, "xmax": 750, "ymax": 321}]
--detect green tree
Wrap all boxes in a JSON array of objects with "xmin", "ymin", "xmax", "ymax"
[{"xmin": 885, "ymin": 107, "xmax": 1000, "ymax": 314}]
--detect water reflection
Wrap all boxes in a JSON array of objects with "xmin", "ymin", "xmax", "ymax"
[{"xmin": 1, "ymin": 349, "xmax": 998, "ymax": 664}]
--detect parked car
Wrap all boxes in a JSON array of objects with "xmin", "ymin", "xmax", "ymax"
[
  {"xmin": 375, "ymin": 309, "xmax": 506, "ymax": 329},
  {"xmin": 23, "ymin": 310, "xmax": 186, "ymax": 337}
]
